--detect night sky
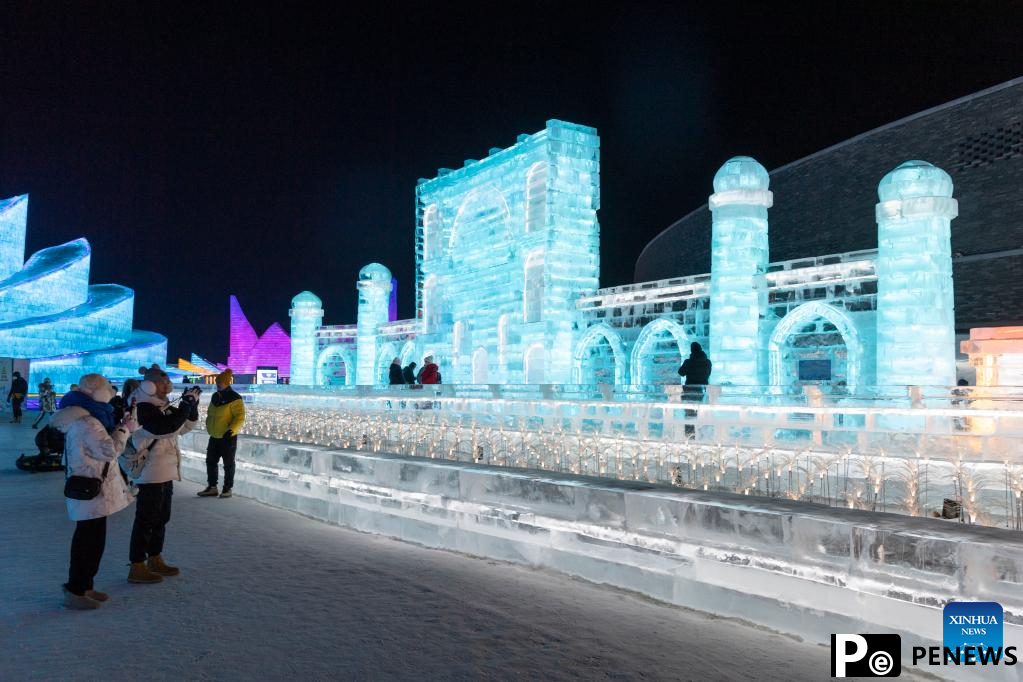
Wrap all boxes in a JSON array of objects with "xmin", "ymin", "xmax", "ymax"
[{"xmin": 3, "ymin": 3, "xmax": 1022, "ymax": 363}]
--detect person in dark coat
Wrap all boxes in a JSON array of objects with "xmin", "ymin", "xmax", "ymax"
[
  {"xmin": 7, "ymin": 371, "xmax": 28, "ymax": 423},
  {"xmin": 678, "ymin": 342, "xmax": 712, "ymax": 387},
  {"xmin": 402, "ymin": 362, "xmax": 417, "ymax": 385},
  {"xmin": 678, "ymin": 342, "xmax": 711, "ymax": 437},
  {"xmin": 388, "ymin": 358, "xmax": 404, "ymax": 385}
]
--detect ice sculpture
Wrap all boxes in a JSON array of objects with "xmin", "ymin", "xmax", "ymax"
[
  {"xmin": 875, "ymin": 161, "xmax": 957, "ymax": 387},
  {"xmin": 227, "ymin": 295, "xmax": 291, "ymax": 375},
  {"xmin": 708, "ymin": 157, "xmax": 772, "ymax": 386},
  {"xmin": 289, "ymin": 291, "xmax": 324, "ymax": 385},
  {"xmin": 0, "ymin": 195, "xmax": 166, "ymax": 390},
  {"xmin": 355, "ymin": 263, "xmax": 392, "ymax": 385}
]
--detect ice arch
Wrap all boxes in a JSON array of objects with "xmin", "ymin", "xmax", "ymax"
[
  {"xmin": 375, "ymin": 341, "xmax": 398, "ymax": 384},
  {"xmin": 630, "ymin": 318, "xmax": 690, "ymax": 387},
  {"xmin": 399, "ymin": 340, "xmax": 418, "ymax": 367},
  {"xmin": 768, "ymin": 302, "xmax": 862, "ymax": 390},
  {"xmin": 315, "ymin": 344, "xmax": 356, "ymax": 386},
  {"xmin": 573, "ymin": 323, "xmax": 627, "ymax": 385},
  {"xmin": 448, "ymin": 186, "xmax": 512, "ymax": 255}
]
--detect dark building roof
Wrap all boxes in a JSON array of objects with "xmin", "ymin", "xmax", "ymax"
[{"xmin": 634, "ymin": 77, "xmax": 1023, "ymax": 331}]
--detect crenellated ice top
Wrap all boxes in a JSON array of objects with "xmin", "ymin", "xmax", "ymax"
[
  {"xmin": 358, "ymin": 262, "xmax": 392, "ymax": 285},
  {"xmin": 712, "ymin": 156, "xmax": 770, "ymax": 193},
  {"xmin": 877, "ymin": 160, "xmax": 953, "ymax": 201},
  {"xmin": 291, "ymin": 291, "xmax": 323, "ymax": 308}
]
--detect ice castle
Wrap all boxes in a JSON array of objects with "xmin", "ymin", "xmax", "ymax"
[
  {"xmin": 290, "ymin": 120, "xmax": 958, "ymax": 391},
  {"xmin": 0, "ymin": 195, "xmax": 166, "ymax": 390}
]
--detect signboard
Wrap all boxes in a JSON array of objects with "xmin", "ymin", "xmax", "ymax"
[
  {"xmin": 256, "ymin": 367, "xmax": 279, "ymax": 385},
  {"xmin": 798, "ymin": 359, "xmax": 832, "ymax": 381}
]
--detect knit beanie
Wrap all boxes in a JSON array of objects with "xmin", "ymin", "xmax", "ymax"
[{"xmin": 216, "ymin": 368, "xmax": 234, "ymax": 385}]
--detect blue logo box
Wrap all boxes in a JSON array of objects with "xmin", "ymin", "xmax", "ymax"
[{"xmin": 943, "ymin": 602, "xmax": 1003, "ymax": 661}]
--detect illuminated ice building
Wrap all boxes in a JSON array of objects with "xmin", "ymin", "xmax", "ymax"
[
  {"xmin": 290, "ymin": 118, "xmax": 963, "ymax": 391},
  {"xmin": 0, "ymin": 195, "xmax": 166, "ymax": 391}
]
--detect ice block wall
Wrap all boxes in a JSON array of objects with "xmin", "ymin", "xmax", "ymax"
[
  {"xmin": 414, "ymin": 120, "xmax": 600, "ymax": 383},
  {"xmin": 289, "ymin": 291, "xmax": 323, "ymax": 385},
  {"xmin": 875, "ymin": 161, "xmax": 957, "ymax": 387},
  {"xmin": 355, "ymin": 263, "xmax": 393, "ymax": 385},
  {"xmin": 708, "ymin": 157, "xmax": 772, "ymax": 386},
  {"xmin": 0, "ymin": 194, "xmax": 27, "ymax": 281}
]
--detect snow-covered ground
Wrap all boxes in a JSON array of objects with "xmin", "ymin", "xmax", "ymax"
[{"xmin": 0, "ymin": 418, "xmax": 840, "ymax": 681}]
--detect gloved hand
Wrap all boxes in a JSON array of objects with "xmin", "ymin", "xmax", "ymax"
[{"xmin": 223, "ymin": 429, "xmax": 233, "ymax": 438}]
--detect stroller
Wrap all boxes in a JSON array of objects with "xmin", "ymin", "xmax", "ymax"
[{"xmin": 15, "ymin": 425, "xmax": 66, "ymax": 473}]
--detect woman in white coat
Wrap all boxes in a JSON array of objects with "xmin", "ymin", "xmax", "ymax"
[{"xmin": 52, "ymin": 373, "xmax": 138, "ymax": 610}]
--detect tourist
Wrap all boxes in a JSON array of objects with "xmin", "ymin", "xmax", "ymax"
[
  {"xmin": 126, "ymin": 364, "xmax": 199, "ymax": 584},
  {"xmin": 418, "ymin": 356, "xmax": 440, "ymax": 385},
  {"xmin": 53, "ymin": 373, "xmax": 138, "ymax": 610},
  {"xmin": 198, "ymin": 369, "xmax": 244, "ymax": 499},
  {"xmin": 402, "ymin": 361, "xmax": 417, "ymax": 385},
  {"xmin": 388, "ymin": 357, "xmax": 404, "ymax": 385},
  {"xmin": 110, "ymin": 378, "xmax": 140, "ymax": 424},
  {"xmin": 32, "ymin": 378, "xmax": 56, "ymax": 429},
  {"xmin": 7, "ymin": 371, "xmax": 28, "ymax": 423},
  {"xmin": 678, "ymin": 342, "xmax": 712, "ymax": 437}
]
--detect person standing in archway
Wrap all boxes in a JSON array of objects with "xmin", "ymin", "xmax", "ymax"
[{"xmin": 678, "ymin": 342, "xmax": 712, "ymax": 437}]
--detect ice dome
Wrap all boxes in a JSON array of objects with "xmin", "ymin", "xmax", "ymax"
[
  {"xmin": 291, "ymin": 291, "xmax": 322, "ymax": 308},
  {"xmin": 877, "ymin": 160, "xmax": 953, "ymax": 201},
  {"xmin": 712, "ymin": 156, "xmax": 770, "ymax": 193},
  {"xmin": 358, "ymin": 262, "xmax": 392, "ymax": 283}
]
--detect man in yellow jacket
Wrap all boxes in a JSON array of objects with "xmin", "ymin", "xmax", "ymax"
[{"xmin": 198, "ymin": 369, "xmax": 245, "ymax": 499}]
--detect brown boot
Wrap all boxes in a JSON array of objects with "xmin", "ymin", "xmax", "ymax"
[
  {"xmin": 128, "ymin": 561, "xmax": 164, "ymax": 584},
  {"xmin": 147, "ymin": 555, "xmax": 180, "ymax": 577}
]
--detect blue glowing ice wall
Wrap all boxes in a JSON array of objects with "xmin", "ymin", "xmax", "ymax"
[
  {"xmin": 415, "ymin": 120, "xmax": 600, "ymax": 383},
  {"xmin": 0, "ymin": 194, "xmax": 28, "ymax": 281},
  {"xmin": 290, "ymin": 291, "xmax": 324, "ymax": 386},
  {"xmin": 0, "ymin": 194, "xmax": 166, "ymax": 390},
  {"xmin": 708, "ymin": 157, "xmax": 772, "ymax": 386},
  {"xmin": 875, "ymin": 161, "xmax": 957, "ymax": 386},
  {"xmin": 356, "ymin": 263, "xmax": 393, "ymax": 385}
]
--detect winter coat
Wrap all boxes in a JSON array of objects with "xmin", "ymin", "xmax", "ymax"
[
  {"xmin": 52, "ymin": 406, "xmax": 133, "ymax": 521},
  {"xmin": 678, "ymin": 351, "xmax": 712, "ymax": 386},
  {"xmin": 418, "ymin": 363, "xmax": 440, "ymax": 385},
  {"xmin": 388, "ymin": 363, "xmax": 404, "ymax": 385},
  {"xmin": 40, "ymin": 385, "xmax": 57, "ymax": 412},
  {"xmin": 131, "ymin": 387, "xmax": 198, "ymax": 484},
  {"xmin": 402, "ymin": 365, "xmax": 416, "ymax": 384},
  {"xmin": 206, "ymin": 387, "xmax": 245, "ymax": 438},
  {"xmin": 8, "ymin": 376, "xmax": 27, "ymax": 400}
]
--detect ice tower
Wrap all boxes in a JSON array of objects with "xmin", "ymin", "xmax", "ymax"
[
  {"xmin": 875, "ymin": 161, "xmax": 957, "ymax": 387},
  {"xmin": 289, "ymin": 291, "xmax": 323, "ymax": 385},
  {"xmin": 0, "ymin": 194, "xmax": 166, "ymax": 390},
  {"xmin": 355, "ymin": 263, "xmax": 393, "ymax": 385},
  {"xmin": 415, "ymin": 120, "xmax": 600, "ymax": 383},
  {"xmin": 708, "ymin": 157, "xmax": 772, "ymax": 386}
]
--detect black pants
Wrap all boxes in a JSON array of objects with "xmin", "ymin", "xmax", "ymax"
[
  {"xmin": 206, "ymin": 435, "xmax": 237, "ymax": 489},
  {"xmin": 129, "ymin": 481, "xmax": 173, "ymax": 563},
  {"xmin": 11, "ymin": 396, "xmax": 23, "ymax": 419},
  {"xmin": 67, "ymin": 516, "xmax": 107, "ymax": 595}
]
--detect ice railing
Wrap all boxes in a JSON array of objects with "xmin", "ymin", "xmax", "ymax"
[{"xmin": 199, "ymin": 383, "xmax": 1023, "ymax": 529}]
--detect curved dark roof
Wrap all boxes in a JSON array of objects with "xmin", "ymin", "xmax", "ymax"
[{"xmin": 634, "ymin": 77, "xmax": 1023, "ymax": 330}]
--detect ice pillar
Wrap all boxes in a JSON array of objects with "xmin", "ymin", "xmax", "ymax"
[
  {"xmin": 356, "ymin": 263, "xmax": 393, "ymax": 385},
  {"xmin": 708, "ymin": 157, "xmax": 772, "ymax": 386},
  {"xmin": 875, "ymin": 161, "xmax": 958, "ymax": 387},
  {"xmin": 289, "ymin": 291, "xmax": 323, "ymax": 385},
  {"xmin": 0, "ymin": 195, "xmax": 28, "ymax": 281}
]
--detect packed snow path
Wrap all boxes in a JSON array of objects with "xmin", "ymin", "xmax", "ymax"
[{"xmin": 0, "ymin": 420, "xmax": 835, "ymax": 681}]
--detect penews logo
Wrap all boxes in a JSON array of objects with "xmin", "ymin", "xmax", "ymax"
[
  {"xmin": 831, "ymin": 634, "xmax": 901, "ymax": 677},
  {"xmin": 943, "ymin": 601, "xmax": 1003, "ymax": 664}
]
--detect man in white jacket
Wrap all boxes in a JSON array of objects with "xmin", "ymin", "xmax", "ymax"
[
  {"xmin": 53, "ymin": 373, "xmax": 138, "ymax": 610},
  {"xmin": 127, "ymin": 365, "xmax": 199, "ymax": 584}
]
